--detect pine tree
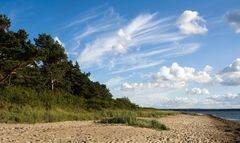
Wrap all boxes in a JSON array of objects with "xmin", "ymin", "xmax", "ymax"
[{"xmin": 34, "ymin": 34, "xmax": 68, "ymax": 90}]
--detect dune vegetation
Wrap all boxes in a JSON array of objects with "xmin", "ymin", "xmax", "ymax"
[{"xmin": 99, "ymin": 116, "xmax": 168, "ymax": 130}]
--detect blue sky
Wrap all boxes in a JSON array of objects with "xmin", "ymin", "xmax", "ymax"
[{"xmin": 1, "ymin": 0, "xmax": 240, "ymax": 108}]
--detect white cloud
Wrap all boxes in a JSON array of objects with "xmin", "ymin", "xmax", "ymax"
[
  {"xmin": 203, "ymin": 65, "xmax": 214, "ymax": 73},
  {"xmin": 109, "ymin": 43, "xmax": 200, "ymax": 74},
  {"xmin": 215, "ymin": 58, "xmax": 240, "ymax": 86},
  {"xmin": 223, "ymin": 93, "xmax": 239, "ymax": 98},
  {"xmin": 186, "ymin": 87, "xmax": 210, "ymax": 95},
  {"xmin": 64, "ymin": 6, "xmax": 123, "ymax": 59},
  {"xmin": 77, "ymin": 12, "xmax": 185, "ymax": 69},
  {"xmin": 105, "ymin": 77, "xmax": 124, "ymax": 87},
  {"xmin": 121, "ymin": 81, "xmax": 186, "ymax": 91},
  {"xmin": 153, "ymin": 63, "xmax": 212, "ymax": 84},
  {"xmin": 113, "ymin": 44, "xmax": 127, "ymax": 54},
  {"xmin": 177, "ymin": 10, "xmax": 208, "ymax": 35},
  {"xmin": 120, "ymin": 62, "xmax": 213, "ymax": 91},
  {"xmin": 112, "ymin": 60, "xmax": 164, "ymax": 74},
  {"xmin": 208, "ymin": 93, "xmax": 240, "ymax": 107},
  {"xmin": 222, "ymin": 58, "xmax": 240, "ymax": 73},
  {"xmin": 64, "ymin": 7, "xmax": 201, "ymax": 74},
  {"xmin": 121, "ymin": 58, "xmax": 240, "ymax": 92},
  {"xmin": 54, "ymin": 37, "xmax": 65, "ymax": 47},
  {"xmin": 225, "ymin": 11, "xmax": 240, "ymax": 33},
  {"xmin": 121, "ymin": 82, "xmax": 144, "ymax": 90},
  {"xmin": 62, "ymin": 5, "xmax": 111, "ymax": 29},
  {"xmin": 112, "ymin": 87, "xmax": 234, "ymax": 108},
  {"xmin": 116, "ymin": 59, "xmax": 240, "ymax": 108}
]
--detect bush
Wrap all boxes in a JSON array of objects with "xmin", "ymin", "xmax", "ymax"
[
  {"xmin": 99, "ymin": 116, "xmax": 168, "ymax": 130},
  {"xmin": 114, "ymin": 97, "xmax": 138, "ymax": 109}
]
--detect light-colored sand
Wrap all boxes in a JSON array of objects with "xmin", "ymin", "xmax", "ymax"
[{"xmin": 0, "ymin": 115, "xmax": 236, "ymax": 143}]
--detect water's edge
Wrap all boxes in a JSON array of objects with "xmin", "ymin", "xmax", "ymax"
[{"xmin": 169, "ymin": 109, "xmax": 240, "ymax": 121}]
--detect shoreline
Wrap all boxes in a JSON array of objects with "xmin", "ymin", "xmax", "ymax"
[
  {"xmin": 169, "ymin": 108, "xmax": 240, "ymax": 121},
  {"xmin": 205, "ymin": 114, "xmax": 240, "ymax": 142},
  {"xmin": 0, "ymin": 114, "xmax": 239, "ymax": 142}
]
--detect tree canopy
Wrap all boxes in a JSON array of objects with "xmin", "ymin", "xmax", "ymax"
[
  {"xmin": 0, "ymin": 14, "xmax": 138, "ymax": 110},
  {"xmin": 0, "ymin": 14, "xmax": 112, "ymax": 99}
]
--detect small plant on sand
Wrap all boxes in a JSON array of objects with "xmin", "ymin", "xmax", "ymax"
[{"xmin": 99, "ymin": 116, "xmax": 168, "ymax": 130}]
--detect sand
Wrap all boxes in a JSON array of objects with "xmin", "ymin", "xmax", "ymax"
[{"xmin": 0, "ymin": 114, "xmax": 239, "ymax": 143}]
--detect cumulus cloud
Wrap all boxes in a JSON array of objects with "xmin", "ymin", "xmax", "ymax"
[
  {"xmin": 54, "ymin": 37, "xmax": 65, "ymax": 47},
  {"xmin": 121, "ymin": 58, "xmax": 240, "ymax": 91},
  {"xmin": 225, "ymin": 11, "xmax": 240, "ymax": 33},
  {"xmin": 112, "ymin": 87, "xmax": 230, "ymax": 108},
  {"xmin": 121, "ymin": 81, "xmax": 185, "ymax": 91},
  {"xmin": 121, "ymin": 82, "xmax": 144, "ymax": 90},
  {"xmin": 186, "ymin": 87, "xmax": 210, "ymax": 95},
  {"xmin": 117, "ymin": 59, "xmax": 240, "ymax": 108},
  {"xmin": 153, "ymin": 63, "xmax": 212, "ymax": 84},
  {"xmin": 215, "ymin": 58, "xmax": 240, "ymax": 86},
  {"xmin": 121, "ymin": 62, "xmax": 213, "ymax": 91},
  {"xmin": 177, "ymin": 10, "xmax": 207, "ymax": 35}
]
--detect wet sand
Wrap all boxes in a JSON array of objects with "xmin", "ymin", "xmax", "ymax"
[{"xmin": 0, "ymin": 114, "xmax": 239, "ymax": 143}]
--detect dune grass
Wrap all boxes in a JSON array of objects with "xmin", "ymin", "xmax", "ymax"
[
  {"xmin": 0, "ymin": 108, "xmax": 98, "ymax": 123},
  {"xmin": 0, "ymin": 86, "xmax": 180, "ymax": 123},
  {"xmin": 180, "ymin": 112, "xmax": 200, "ymax": 116},
  {"xmin": 99, "ymin": 116, "xmax": 168, "ymax": 130},
  {"xmin": 0, "ymin": 107, "xmax": 179, "ymax": 124}
]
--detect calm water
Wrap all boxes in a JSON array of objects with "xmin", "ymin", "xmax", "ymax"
[{"xmin": 173, "ymin": 109, "xmax": 240, "ymax": 121}]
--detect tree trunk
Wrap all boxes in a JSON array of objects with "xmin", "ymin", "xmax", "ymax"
[
  {"xmin": 0, "ymin": 60, "xmax": 34, "ymax": 83},
  {"xmin": 51, "ymin": 79, "xmax": 54, "ymax": 91}
]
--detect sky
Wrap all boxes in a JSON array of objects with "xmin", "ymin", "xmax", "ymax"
[{"xmin": 1, "ymin": 0, "xmax": 240, "ymax": 108}]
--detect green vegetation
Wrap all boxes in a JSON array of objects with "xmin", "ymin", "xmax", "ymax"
[
  {"xmin": 0, "ymin": 14, "xmax": 137, "ymax": 114},
  {"xmin": 99, "ymin": 116, "xmax": 168, "ymax": 130},
  {"xmin": 0, "ymin": 86, "xmax": 178, "ymax": 123},
  {"xmin": 180, "ymin": 112, "xmax": 199, "ymax": 116},
  {"xmin": 0, "ymin": 13, "xmax": 179, "ymax": 131}
]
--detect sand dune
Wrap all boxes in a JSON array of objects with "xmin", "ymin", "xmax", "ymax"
[{"xmin": 0, "ymin": 114, "xmax": 238, "ymax": 143}]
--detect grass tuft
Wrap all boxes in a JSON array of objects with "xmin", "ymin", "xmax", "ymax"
[{"xmin": 99, "ymin": 116, "xmax": 168, "ymax": 130}]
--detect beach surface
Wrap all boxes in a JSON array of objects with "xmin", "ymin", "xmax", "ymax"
[{"xmin": 0, "ymin": 114, "xmax": 239, "ymax": 143}]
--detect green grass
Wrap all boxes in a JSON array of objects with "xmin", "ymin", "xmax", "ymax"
[
  {"xmin": 0, "ymin": 108, "xmax": 179, "ymax": 123},
  {"xmin": 99, "ymin": 116, "xmax": 168, "ymax": 130},
  {"xmin": 0, "ymin": 86, "xmax": 180, "ymax": 124},
  {"xmin": 0, "ymin": 107, "xmax": 99, "ymax": 123},
  {"xmin": 180, "ymin": 112, "xmax": 199, "ymax": 116}
]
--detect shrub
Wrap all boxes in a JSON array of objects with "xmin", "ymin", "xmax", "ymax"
[{"xmin": 99, "ymin": 116, "xmax": 168, "ymax": 130}]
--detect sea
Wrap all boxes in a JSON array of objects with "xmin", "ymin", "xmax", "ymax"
[{"xmin": 173, "ymin": 109, "xmax": 240, "ymax": 121}]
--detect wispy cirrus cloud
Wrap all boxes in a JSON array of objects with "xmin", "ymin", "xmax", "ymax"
[
  {"xmin": 63, "ymin": 6, "xmax": 123, "ymax": 58},
  {"xmin": 76, "ymin": 13, "xmax": 182, "ymax": 68},
  {"xmin": 63, "ymin": 7, "xmax": 205, "ymax": 80},
  {"xmin": 102, "ymin": 43, "xmax": 200, "ymax": 74},
  {"xmin": 112, "ymin": 60, "xmax": 165, "ymax": 74}
]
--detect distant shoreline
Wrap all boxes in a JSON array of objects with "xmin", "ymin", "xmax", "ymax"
[
  {"xmin": 161, "ymin": 108, "xmax": 240, "ymax": 111},
  {"xmin": 169, "ymin": 108, "xmax": 240, "ymax": 121}
]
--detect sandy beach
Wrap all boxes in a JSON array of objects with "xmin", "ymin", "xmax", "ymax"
[{"xmin": 0, "ymin": 114, "xmax": 239, "ymax": 143}]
